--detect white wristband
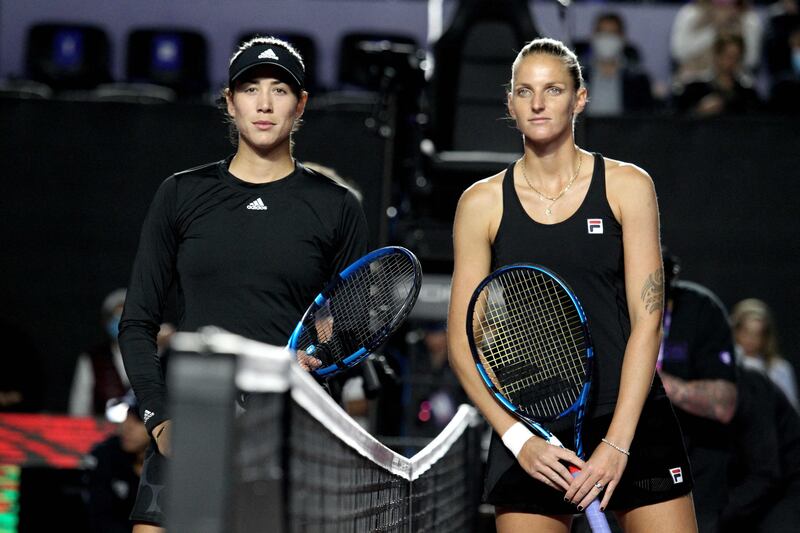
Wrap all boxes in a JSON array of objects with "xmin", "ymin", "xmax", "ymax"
[{"xmin": 501, "ymin": 422, "xmax": 534, "ymax": 458}]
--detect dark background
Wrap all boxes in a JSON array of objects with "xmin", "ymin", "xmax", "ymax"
[{"xmin": 1, "ymin": 98, "xmax": 797, "ymax": 411}]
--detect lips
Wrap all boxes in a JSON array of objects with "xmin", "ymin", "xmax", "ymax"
[{"xmin": 253, "ymin": 120, "xmax": 275, "ymax": 130}]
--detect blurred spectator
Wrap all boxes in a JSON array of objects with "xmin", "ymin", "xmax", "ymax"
[
  {"xmin": 83, "ymin": 390, "xmax": 150, "ymax": 533},
  {"xmin": 767, "ymin": 27, "xmax": 800, "ymax": 112},
  {"xmin": 0, "ymin": 319, "xmax": 44, "ymax": 412},
  {"xmin": 720, "ymin": 365, "xmax": 800, "ymax": 532},
  {"xmin": 671, "ymin": 0, "xmax": 763, "ymax": 85},
  {"xmin": 70, "ymin": 289, "xmax": 174, "ymax": 417},
  {"xmin": 580, "ymin": 12, "xmax": 655, "ymax": 115},
  {"xmin": 657, "ymin": 250, "xmax": 738, "ymax": 533},
  {"xmin": 731, "ymin": 298, "xmax": 799, "ymax": 410},
  {"xmin": 673, "ymin": 34, "xmax": 762, "ymax": 115},
  {"xmin": 764, "ymin": 0, "xmax": 800, "ymax": 78},
  {"xmin": 407, "ymin": 321, "xmax": 467, "ymax": 438}
]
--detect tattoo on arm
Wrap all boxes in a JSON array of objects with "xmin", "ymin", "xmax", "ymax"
[
  {"xmin": 640, "ymin": 268, "xmax": 664, "ymax": 314},
  {"xmin": 667, "ymin": 378, "xmax": 738, "ymax": 424}
]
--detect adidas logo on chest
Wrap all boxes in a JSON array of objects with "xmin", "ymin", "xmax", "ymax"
[{"xmin": 246, "ymin": 197, "xmax": 268, "ymax": 211}]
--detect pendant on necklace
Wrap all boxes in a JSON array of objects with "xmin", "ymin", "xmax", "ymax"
[{"xmin": 545, "ymin": 208, "xmax": 552, "ymax": 216}]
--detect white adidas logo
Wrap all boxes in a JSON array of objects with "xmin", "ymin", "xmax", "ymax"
[
  {"xmin": 143, "ymin": 410, "xmax": 154, "ymax": 424},
  {"xmin": 246, "ymin": 197, "xmax": 268, "ymax": 210},
  {"xmin": 258, "ymin": 48, "xmax": 279, "ymax": 60}
]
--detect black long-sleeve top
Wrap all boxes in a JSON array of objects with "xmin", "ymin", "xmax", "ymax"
[{"xmin": 119, "ymin": 158, "xmax": 369, "ymax": 433}]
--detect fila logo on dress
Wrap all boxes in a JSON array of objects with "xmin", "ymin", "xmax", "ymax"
[
  {"xmin": 258, "ymin": 49, "xmax": 279, "ymax": 60},
  {"xmin": 587, "ymin": 218, "xmax": 603, "ymax": 234},
  {"xmin": 247, "ymin": 198, "xmax": 268, "ymax": 210},
  {"xmin": 669, "ymin": 467, "xmax": 684, "ymax": 484}
]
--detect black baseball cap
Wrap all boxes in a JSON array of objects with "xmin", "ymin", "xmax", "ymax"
[{"xmin": 228, "ymin": 41, "xmax": 305, "ymax": 90}]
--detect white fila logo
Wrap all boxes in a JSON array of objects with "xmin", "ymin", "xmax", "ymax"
[
  {"xmin": 246, "ymin": 198, "xmax": 268, "ymax": 210},
  {"xmin": 143, "ymin": 410, "xmax": 154, "ymax": 424},
  {"xmin": 258, "ymin": 48, "xmax": 279, "ymax": 60},
  {"xmin": 587, "ymin": 218, "xmax": 603, "ymax": 234},
  {"xmin": 669, "ymin": 467, "xmax": 684, "ymax": 484}
]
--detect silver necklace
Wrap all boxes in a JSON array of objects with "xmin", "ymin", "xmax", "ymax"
[{"xmin": 521, "ymin": 152, "xmax": 583, "ymax": 216}]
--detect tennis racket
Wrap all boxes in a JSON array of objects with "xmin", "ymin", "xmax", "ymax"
[
  {"xmin": 288, "ymin": 246, "xmax": 422, "ymax": 378},
  {"xmin": 466, "ymin": 264, "xmax": 611, "ymax": 533}
]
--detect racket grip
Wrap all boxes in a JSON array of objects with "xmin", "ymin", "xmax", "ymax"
[{"xmin": 569, "ymin": 468, "xmax": 612, "ymax": 533}]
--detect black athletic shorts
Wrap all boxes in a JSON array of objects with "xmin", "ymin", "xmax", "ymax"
[
  {"xmin": 484, "ymin": 396, "xmax": 693, "ymax": 514},
  {"xmin": 130, "ymin": 440, "xmax": 168, "ymax": 526}
]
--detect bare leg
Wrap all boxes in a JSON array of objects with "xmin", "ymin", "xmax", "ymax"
[
  {"xmin": 496, "ymin": 506, "xmax": 573, "ymax": 533},
  {"xmin": 615, "ymin": 493, "xmax": 697, "ymax": 533}
]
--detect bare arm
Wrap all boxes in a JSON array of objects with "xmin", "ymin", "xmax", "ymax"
[
  {"xmin": 568, "ymin": 163, "xmax": 664, "ymax": 510},
  {"xmin": 447, "ymin": 177, "xmax": 584, "ymax": 492},
  {"xmin": 660, "ymin": 373, "xmax": 737, "ymax": 423}
]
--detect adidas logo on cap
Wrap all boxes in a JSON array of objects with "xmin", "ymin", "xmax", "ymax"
[{"xmin": 258, "ymin": 48, "xmax": 280, "ymax": 60}]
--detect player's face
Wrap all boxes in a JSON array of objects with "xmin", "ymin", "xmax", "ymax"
[
  {"xmin": 507, "ymin": 53, "xmax": 586, "ymax": 146},
  {"xmin": 735, "ymin": 317, "xmax": 766, "ymax": 356},
  {"xmin": 227, "ymin": 69, "xmax": 307, "ymax": 153}
]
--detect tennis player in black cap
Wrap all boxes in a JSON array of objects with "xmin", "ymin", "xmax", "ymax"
[{"xmin": 119, "ymin": 36, "xmax": 368, "ymax": 532}]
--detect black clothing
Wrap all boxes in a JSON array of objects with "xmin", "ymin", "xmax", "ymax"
[
  {"xmin": 661, "ymin": 280, "xmax": 737, "ymax": 533},
  {"xmin": 583, "ymin": 64, "xmax": 656, "ymax": 113},
  {"xmin": 120, "ymin": 159, "xmax": 369, "ymax": 434},
  {"xmin": 720, "ymin": 366, "xmax": 800, "ymax": 532},
  {"xmin": 85, "ymin": 435, "xmax": 139, "ymax": 533},
  {"xmin": 674, "ymin": 77, "xmax": 762, "ymax": 115},
  {"xmin": 128, "ymin": 442, "xmax": 166, "ymax": 526},
  {"xmin": 492, "ymin": 153, "xmax": 665, "ymax": 420},
  {"xmin": 485, "ymin": 154, "xmax": 684, "ymax": 513},
  {"xmin": 486, "ymin": 397, "xmax": 693, "ymax": 512}
]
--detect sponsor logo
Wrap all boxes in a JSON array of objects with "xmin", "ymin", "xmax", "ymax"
[
  {"xmin": 258, "ymin": 49, "xmax": 279, "ymax": 60},
  {"xmin": 587, "ymin": 218, "xmax": 604, "ymax": 234},
  {"xmin": 246, "ymin": 198, "xmax": 268, "ymax": 211},
  {"xmin": 143, "ymin": 410, "xmax": 154, "ymax": 424},
  {"xmin": 670, "ymin": 467, "xmax": 684, "ymax": 484}
]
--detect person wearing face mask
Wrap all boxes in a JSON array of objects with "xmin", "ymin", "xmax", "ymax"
[
  {"xmin": 69, "ymin": 289, "xmax": 173, "ymax": 417},
  {"xmin": 581, "ymin": 12, "xmax": 655, "ymax": 116},
  {"xmin": 69, "ymin": 289, "xmax": 130, "ymax": 417}
]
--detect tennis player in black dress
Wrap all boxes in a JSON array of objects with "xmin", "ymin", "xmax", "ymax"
[
  {"xmin": 119, "ymin": 36, "xmax": 368, "ymax": 532},
  {"xmin": 447, "ymin": 38, "xmax": 697, "ymax": 532}
]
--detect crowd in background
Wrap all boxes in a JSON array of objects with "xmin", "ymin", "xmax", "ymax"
[{"xmin": 580, "ymin": 0, "xmax": 800, "ymax": 116}]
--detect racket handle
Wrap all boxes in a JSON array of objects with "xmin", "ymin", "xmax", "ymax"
[{"xmin": 568, "ymin": 467, "xmax": 612, "ymax": 533}]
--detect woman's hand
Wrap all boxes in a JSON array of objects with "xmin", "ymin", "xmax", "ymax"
[
  {"xmin": 296, "ymin": 350, "xmax": 322, "ymax": 372},
  {"xmin": 564, "ymin": 441, "xmax": 628, "ymax": 511},
  {"xmin": 517, "ymin": 436, "xmax": 586, "ymax": 493},
  {"xmin": 152, "ymin": 420, "xmax": 172, "ymax": 457}
]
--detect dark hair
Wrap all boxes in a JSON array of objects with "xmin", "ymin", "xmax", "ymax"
[
  {"xmin": 510, "ymin": 37, "xmax": 584, "ymax": 92},
  {"xmin": 713, "ymin": 34, "xmax": 745, "ymax": 56},
  {"xmin": 220, "ymin": 35, "xmax": 305, "ymax": 148},
  {"xmin": 594, "ymin": 12, "xmax": 626, "ymax": 35}
]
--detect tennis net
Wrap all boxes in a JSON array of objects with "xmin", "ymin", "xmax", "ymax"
[{"xmin": 167, "ymin": 328, "xmax": 483, "ymax": 533}]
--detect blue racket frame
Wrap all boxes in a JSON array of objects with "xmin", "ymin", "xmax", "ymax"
[
  {"xmin": 288, "ymin": 246, "xmax": 422, "ymax": 378},
  {"xmin": 467, "ymin": 263, "xmax": 596, "ymax": 461}
]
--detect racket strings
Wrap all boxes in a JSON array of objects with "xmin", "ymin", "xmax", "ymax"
[
  {"xmin": 298, "ymin": 253, "xmax": 417, "ymax": 362},
  {"xmin": 474, "ymin": 270, "xmax": 588, "ymax": 419}
]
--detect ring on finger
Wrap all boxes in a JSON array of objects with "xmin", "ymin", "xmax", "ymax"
[{"xmin": 594, "ymin": 481, "xmax": 604, "ymax": 490}]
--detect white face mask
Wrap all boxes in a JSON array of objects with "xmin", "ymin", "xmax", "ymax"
[{"xmin": 592, "ymin": 33, "xmax": 624, "ymax": 61}]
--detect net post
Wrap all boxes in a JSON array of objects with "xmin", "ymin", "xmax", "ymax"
[{"xmin": 166, "ymin": 342, "xmax": 237, "ymax": 533}]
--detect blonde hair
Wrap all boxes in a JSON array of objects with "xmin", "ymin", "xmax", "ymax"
[
  {"xmin": 731, "ymin": 298, "xmax": 781, "ymax": 364},
  {"xmin": 510, "ymin": 37, "xmax": 585, "ymax": 92}
]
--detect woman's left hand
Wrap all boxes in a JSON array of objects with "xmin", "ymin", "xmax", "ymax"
[{"xmin": 564, "ymin": 441, "xmax": 628, "ymax": 511}]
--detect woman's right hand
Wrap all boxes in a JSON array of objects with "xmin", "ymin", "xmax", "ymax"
[
  {"xmin": 296, "ymin": 350, "xmax": 322, "ymax": 372},
  {"xmin": 516, "ymin": 436, "xmax": 586, "ymax": 492}
]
